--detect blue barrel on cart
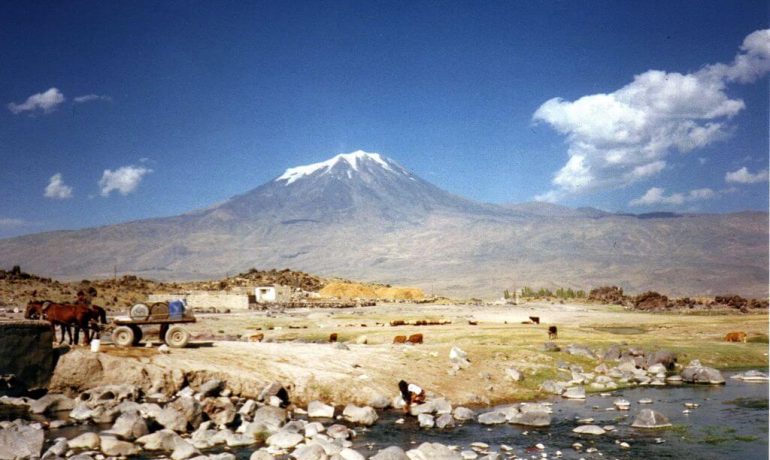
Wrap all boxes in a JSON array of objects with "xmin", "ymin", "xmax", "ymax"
[{"xmin": 169, "ymin": 300, "xmax": 185, "ymax": 319}]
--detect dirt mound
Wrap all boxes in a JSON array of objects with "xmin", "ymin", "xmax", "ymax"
[
  {"xmin": 191, "ymin": 268, "xmax": 327, "ymax": 292},
  {"xmin": 320, "ymin": 282, "xmax": 424, "ymax": 300},
  {"xmin": 587, "ymin": 286, "xmax": 629, "ymax": 305},
  {"xmin": 633, "ymin": 291, "xmax": 669, "ymax": 310}
]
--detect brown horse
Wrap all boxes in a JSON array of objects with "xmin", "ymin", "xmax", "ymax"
[
  {"xmin": 41, "ymin": 303, "xmax": 97, "ymax": 345},
  {"xmin": 24, "ymin": 300, "xmax": 49, "ymax": 320},
  {"xmin": 74, "ymin": 301, "xmax": 108, "ymax": 339}
]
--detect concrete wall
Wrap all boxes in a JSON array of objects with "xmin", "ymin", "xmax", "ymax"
[
  {"xmin": 148, "ymin": 292, "xmax": 249, "ymax": 312},
  {"xmin": 0, "ymin": 321, "xmax": 54, "ymax": 391}
]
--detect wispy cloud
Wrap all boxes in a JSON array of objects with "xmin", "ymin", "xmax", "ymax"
[
  {"xmin": 99, "ymin": 165, "xmax": 153, "ymax": 197},
  {"xmin": 725, "ymin": 166, "xmax": 769, "ymax": 184},
  {"xmin": 629, "ymin": 187, "xmax": 717, "ymax": 207},
  {"xmin": 533, "ymin": 29, "xmax": 770, "ymax": 201},
  {"xmin": 7, "ymin": 88, "xmax": 66, "ymax": 115},
  {"xmin": 44, "ymin": 173, "xmax": 73, "ymax": 199},
  {"xmin": 74, "ymin": 94, "xmax": 112, "ymax": 104},
  {"xmin": 0, "ymin": 218, "xmax": 26, "ymax": 228}
]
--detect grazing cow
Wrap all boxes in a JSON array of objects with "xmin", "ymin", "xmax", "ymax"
[
  {"xmin": 329, "ymin": 333, "xmax": 338, "ymax": 343},
  {"xmin": 724, "ymin": 331, "xmax": 747, "ymax": 343},
  {"xmin": 529, "ymin": 316, "xmax": 540, "ymax": 325},
  {"xmin": 548, "ymin": 326, "xmax": 558, "ymax": 340},
  {"xmin": 248, "ymin": 333, "xmax": 264, "ymax": 342},
  {"xmin": 393, "ymin": 335, "xmax": 407, "ymax": 344},
  {"xmin": 390, "ymin": 320, "xmax": 405, "ymax": 326},
  {"xmin": 407, "ymin": 333, "xmax": 423, "ymax": 344},
  {"xmin": 468, "ymin": 320, "xmax": 478, "ymax": 326}
]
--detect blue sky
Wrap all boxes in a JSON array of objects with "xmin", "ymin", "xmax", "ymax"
[{"xmin": 1, "ymin": 1, "xmax": 768, "ymax": 238}]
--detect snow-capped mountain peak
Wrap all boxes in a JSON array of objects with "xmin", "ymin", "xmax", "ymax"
[{"xmin": 276, "ymin": 150, "xmax": 395, "ymax": 185}]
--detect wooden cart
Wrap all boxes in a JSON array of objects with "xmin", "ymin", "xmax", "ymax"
[{"xmin": 111, "ymin": 312, "xmax": 196, "ymax": 348}]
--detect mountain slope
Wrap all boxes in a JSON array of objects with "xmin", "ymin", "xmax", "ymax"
[{"xmin": 0, "ymin": 151, "xmax": 767, "ymax": 298}]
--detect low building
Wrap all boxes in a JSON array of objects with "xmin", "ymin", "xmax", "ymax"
[
  {"xmin": 254, "ymin": 285, "xmax": 291, "ymax": 303},
  {"xmin": 148, "ymin": 291, "xmax": 249, "ymax": 312}
]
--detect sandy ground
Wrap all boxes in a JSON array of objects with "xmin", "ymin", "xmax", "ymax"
[{"xmin": 87, "ymin": 301, "xmax": 769, "ymax": 406}]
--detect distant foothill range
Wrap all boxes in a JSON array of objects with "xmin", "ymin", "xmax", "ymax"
[{"xmin": 0, "ymin": 151, "xmax": 766, "ymax": 298}]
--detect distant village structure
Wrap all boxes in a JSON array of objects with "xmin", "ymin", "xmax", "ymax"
[
  {"xmin": 149, "ymin": 284, "xmax": 332, "ymax": 312},
  {"xmin": 254, "ymin": 285, "xmax": 291, "ymax": 303}
]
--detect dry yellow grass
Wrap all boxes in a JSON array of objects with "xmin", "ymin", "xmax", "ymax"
[{"xmin": 319, "ymin": 281, "xmax": 424, "ymax": 300}]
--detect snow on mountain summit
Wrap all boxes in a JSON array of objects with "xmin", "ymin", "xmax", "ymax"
[{"xmin": 276, "ymin": 150, "xmax": 397, "ymax": 185}]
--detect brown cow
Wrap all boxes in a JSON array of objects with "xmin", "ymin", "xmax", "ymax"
[
  {"xmin": 393, "ymin": 335, "xmax": 407, "ymax": 344},
  {"xmin": 329, "ymin": 333, "xmax": 338, "ymax": 343},
  {"xmin": 248, "ymin": 333, "xmax": 264, "ymax": 342},
  {"xmin": 548, "ymin": 326, "xmax": 558, "ymax": 340},
  {"xmin": 407, "ymin": 333, "xmax": 423, "ymax": 344},
  {"xmin": 529, "ymin": 316, "xmax": 540, "ymax": 324},
  {"xmin": 724, "ymin": 331, "xmax": 747, "ymax": 343},
  {"xmin": 390, "ymin": 320, "xmax": 406, "ymax": 326}
]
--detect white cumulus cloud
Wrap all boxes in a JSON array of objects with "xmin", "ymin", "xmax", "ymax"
[
  {"xmin": 74, "ymin": 94, "xmax": 112, "ymax": 104},
  {"xmin": 44, "ymin": 173, "xmax": 73, "ymax": 199},
  {"xmin": 98, "ymin": 165, "xmax": 153, "ymax": 197},
  {"xmin": 725, "ymin": 166, "xmax": 769, "ymax": 184},
  {"xmin": 533, "ymin": 29, "xmax": 770, "ymax": 201},
  {"xmin": 7, "ymin": 88, "xmax": 66, "ymax": 114},
  {"xmin": 629, "ymin": 187, "xmax": 717, "ymax": 207}
]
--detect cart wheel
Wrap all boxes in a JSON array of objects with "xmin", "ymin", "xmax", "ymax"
[
  {"xmin": 165, "ymin": 325, "xmax": 190, "ymax": 348},
  {"xmin": 129, "ymin": 325, "xmax": 143, "ymax": 345},
  {"xmin": 112, "ymin": 326, "xmax": 135, "ymax": 347}
]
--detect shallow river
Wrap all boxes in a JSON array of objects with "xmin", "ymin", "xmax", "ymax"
[{"xmin": 20, "ymin": 371, "xmax": 770, "ymax": 460}]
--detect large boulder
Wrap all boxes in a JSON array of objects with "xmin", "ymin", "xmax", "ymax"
[
  {"xmin": 155, "ymin": 406, "xmax": 189, "ymax": 432},
  {"xmin": 29, "ymin": 394, "xmax": 75, "ymax": 414},
  {"xmin": 49, "ymin": 349, "xmax": 185, "ymax": 397},
  {"xmin": 562, "ymin": 386, "xmax": 586, "ymax": 399},
  {"xmin": 99, "ymin": 436, "xmax": 139, "ymax": 456},
  {"xmin": 291, "ymin": 444, "xmax": 327, "ymax": 460},
  {"xmin": 169, "ymin": 395, "xmax": 203, "ymax": 429},
  {"xmin": 307, "ymin": 400, "xmax": 335, "ymax": 418},
  {"xmin": 435, "ymin": 413, "xmax": 455, "ymax": 429},
  {"xmin": 477, "ymin": 411, "xmax": 507, "ymax": 425},
  {"xmin": 107, "ymin": 410, "xmax": 148, "ymax": 440},
  {"xmin": 508, "ymin": 410, "xmax": 551, "ymax": 427},
  {"xmin": 371, "ymin": 446, "xmax": 409, "ymax": 460},
  {"xmin": 681, "ymin": 366, "xmax": 725, "ymax": 385},
  {"xmin": 171, "ymin": 439, "xmax": 200, "ymax": 460},
  {"xmin": 198, "ymin": 379, "xmax": 224, "ymax": 397},
  {"xmin": 266, "ymin": 431, "xmax": 303, "ymax": 449},
  {"xmin": 573, "ymin": 425, "xmax": 606, "ymax": 435},
  {"xmin": 539, "ymin": 380, "xmax": 566, "ymax": 395},
  {"xmin": 417, "ymin": 413, "xmax": 434, "ymax": 428},
  {"xmin": 631, "ymin": 409, "xmax": 672, "ymax": 428},
  {"xmin": 67, "ymin": 432, "xmax": 100, "ymax": 450},
  {"xmin": 136, "ymin": 429, "xmax": 183, "ymax": 451},
  {"xmin": 406, "ymin": 442, "xmax": 462, "ymax": 460},
  {"xmin": 342, "ymin": 404, "xmax": 378, "ymax": 426},
  {"xmin": 647, "ymin": 350, "xmax": 677, "ymax": 370},
  {"xmin": 252, "ymin": 406, "xmax": 287, "ymax": 432},
  {"xmin": 452, "ymin": 407, "xmax": 475, "ymax": 421},
  {"xmin": 0, "ymin": 424, "xmax": 44, "ymax": 459},
  {"xmin": 202, "ymin": 397, "xmax": 237, "ymax": 427}
]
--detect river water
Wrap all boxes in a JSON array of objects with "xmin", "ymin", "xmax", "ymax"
[{"xmin": 7, "ymin": 371, "xmax": 767, "ymax": 459}]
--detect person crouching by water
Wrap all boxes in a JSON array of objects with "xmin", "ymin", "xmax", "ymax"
[{"xmin": 398, "ymin": 380, "xmax": 426, "ymax": 414}]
